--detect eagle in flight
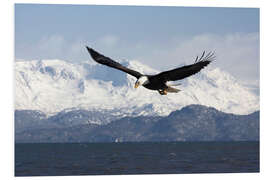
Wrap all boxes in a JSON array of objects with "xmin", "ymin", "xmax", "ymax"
[{"xmin": 86, "ymin": 46, "xmax": 215, "ymax": 95}]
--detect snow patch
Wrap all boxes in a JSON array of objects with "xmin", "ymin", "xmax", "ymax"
[{"xmin": 15, "ymin": 59, "xmax": 259, "ymax": 116}]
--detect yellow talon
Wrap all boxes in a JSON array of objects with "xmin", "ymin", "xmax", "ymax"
[
  {"xmin": 134, "ymin": 82, "xmax": 139, "ymax": 88},
  {"xmin": 158, "ymin": 89, "xmax": 167, "ymax": 95}
]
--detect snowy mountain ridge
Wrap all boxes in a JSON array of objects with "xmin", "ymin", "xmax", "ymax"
[{"xmin": 15, "ymin": 59, "xmax": 259, "ymax": 116}]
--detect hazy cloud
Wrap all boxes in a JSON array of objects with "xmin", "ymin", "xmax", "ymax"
[
  {"xmin": 15, "ymin": 32, "xmax": 259, "ymax": 85},
  {"xmin": 15, "ymin": 35, "xmax": 89, "ymax": 62},
  {"xmin": 98, "ymin": 35, "xmax": 119, "ymax": 47},
  {"xmin": 137, "ymin": 32, "xmax": 259, "ymax": 84}
]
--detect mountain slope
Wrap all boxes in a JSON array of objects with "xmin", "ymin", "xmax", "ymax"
[
  {"xmin": 15, "ymin": 59, "xmax": 259, "ymax": 116},
  {"xmin": 15, "ymin": 105, "xmax": 259, "ymax": 143}
]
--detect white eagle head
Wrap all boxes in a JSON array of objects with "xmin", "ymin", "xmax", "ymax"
[{"xmin": 134, "ymin": 76, "xmax": 149, "ymax": 88}]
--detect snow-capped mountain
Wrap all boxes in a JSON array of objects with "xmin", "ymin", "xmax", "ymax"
[{"xmin": 15, "ymin": 59, "xmax": 259, "ymax": 116}]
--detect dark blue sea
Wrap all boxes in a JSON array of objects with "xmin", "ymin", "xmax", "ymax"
[{"xmin": 15, "ymin": 141, "xmax": 259, "ymax": 176}]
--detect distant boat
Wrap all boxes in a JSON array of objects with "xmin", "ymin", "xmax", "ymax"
[{"xmin": 115, "ymin": 138, "xmax": 121, "ymax": 143}]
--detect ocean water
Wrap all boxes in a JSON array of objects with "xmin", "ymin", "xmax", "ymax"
[{"xmin": 15, "ymin": 142, "xmax": 259, "ymax": 176}]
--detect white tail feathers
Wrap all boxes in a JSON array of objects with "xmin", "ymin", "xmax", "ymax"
[{"xmin": 167, "ymin": 86, "xmax": 181, "ymax": 93}]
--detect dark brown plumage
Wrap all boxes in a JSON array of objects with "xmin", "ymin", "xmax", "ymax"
[{"xmin": 86, "ymin": 46, "xmax": 215, "ymax": 95}]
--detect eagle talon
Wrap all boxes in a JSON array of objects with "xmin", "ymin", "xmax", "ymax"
[{"xmin": 158, "ymin": 89, "xmax": 167, "ymax": 95}]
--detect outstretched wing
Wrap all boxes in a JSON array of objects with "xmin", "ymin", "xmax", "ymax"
[
  {"xmin": 153, "ymin": 51, "xmax": 215, "ymax": 82},
  {"xmin": 86, "ymin": 46, "xmax": 142, "ymax": 79}
]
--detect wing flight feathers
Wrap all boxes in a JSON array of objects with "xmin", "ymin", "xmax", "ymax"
[
  {"xmin": 86, "ymin": 46, "xmax": 142, "ymax": 79},
  {"xmin": 86, "ymin": 47, "xmax": 214, "ymax": 83},
  {"xmin": 154, "ymin": 51, "xmax": 215, "ymax": 82}
]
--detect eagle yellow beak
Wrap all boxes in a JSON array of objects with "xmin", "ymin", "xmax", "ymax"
[{"xmin": 134, "ymin": 82, "xmax": 140, "ymax": 88}]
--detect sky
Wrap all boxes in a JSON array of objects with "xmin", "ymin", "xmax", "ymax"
[{"xmin": 15, "ymin": 4, "xmax": 259, "ymax": 84}]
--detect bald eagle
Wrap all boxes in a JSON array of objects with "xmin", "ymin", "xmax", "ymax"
[{"xmin": 86, "ymin": 46, "xmax": 215, "ymax": 95}]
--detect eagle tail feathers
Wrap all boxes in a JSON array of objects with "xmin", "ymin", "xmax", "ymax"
[{"xmin": 167, "ymin": 86, "xmax": 181, "ymax": 93}]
